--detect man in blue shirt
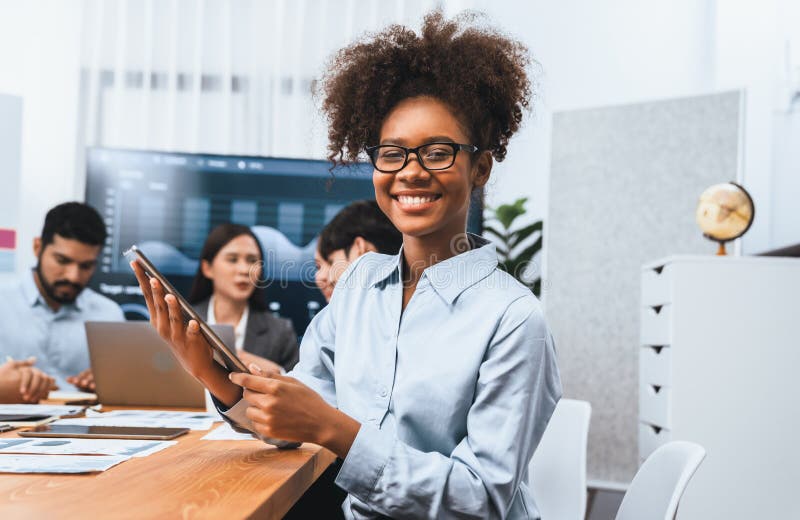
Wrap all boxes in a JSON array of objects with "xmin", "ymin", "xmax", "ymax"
[{"xmin": 0, "ymin": 202, "xmax": 123, "ymax": 392}]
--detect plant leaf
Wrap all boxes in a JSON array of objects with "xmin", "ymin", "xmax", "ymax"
[
  {"xmin": 494, "ymin": 197, "xmax": 528, "ymax": 229},
  {"xmin": 482, "ymin": 225, "xmax": 505, "ymax": 240},
  {"xmin": 508, "ymin": 220, "xmax": 543, "ymax": 250},
  {"xmin": 514, "ymin": 236, "xmax": 543, "ymax": 263}
]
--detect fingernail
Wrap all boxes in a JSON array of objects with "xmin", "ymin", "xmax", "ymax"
[
  {"xmin": 249, "ymin": 363, "xmax": 262, "ymax": 374},
  {"xmin": 228, "ymin": 373, "xmax": 233, "ymax": 381}
]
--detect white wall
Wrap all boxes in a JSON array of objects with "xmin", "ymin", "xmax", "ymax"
[
  {"xmin": 0, "ymin": 0, "xmax": 85, "ymax": 273},
  {"xmin": 477, "ymin": 0, "xmax": 716, "ymax": 223},
  {"xmin": 478, "ymin": 0, "xmax": 799, "ymax": 255}
]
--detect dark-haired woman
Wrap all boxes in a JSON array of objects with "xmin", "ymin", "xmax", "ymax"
[
  {"xmin": 133, "ymin": 10, "xmax": 560, "ymax": 519},
  {"xmin": 188, "ymin": 223, "xmax": 299, "ymax": 373}
]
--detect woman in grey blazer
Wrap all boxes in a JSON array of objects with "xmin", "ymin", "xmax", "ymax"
[{"xmin": 188, "ymin": 223, "xmax": 299, "ymax": 372}]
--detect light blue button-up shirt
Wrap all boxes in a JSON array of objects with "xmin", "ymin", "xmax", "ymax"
[
  {"xmin": 224, "ymin": 236, "xmax": 562, "ymax": 519},
  {"xmin": 0, "ymin": 270, "xmax": 124, "ymax": 390}
]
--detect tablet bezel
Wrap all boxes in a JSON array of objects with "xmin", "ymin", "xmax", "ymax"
[
  {"xmin": 18, "ymin": 424, "xmax": 189, "ymax": 440},
  {"xmin": 124, "ymin": 245, "xmax": 249, "ymax": 373}
]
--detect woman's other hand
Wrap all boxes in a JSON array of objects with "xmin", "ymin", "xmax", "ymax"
[
  {"xmin": 237, "ymin": 351, "xmax": 283, "ymax": 376},
  {"xmin": 230, "ymin": 368, "xmax": 360, "ymax": 458}
]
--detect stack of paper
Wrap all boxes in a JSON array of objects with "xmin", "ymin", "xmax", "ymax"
[
  {"xmin": 0, "ymin": 437, "xmax": 176, "ymax": 458},
  {"xmin": 0, "ymin": 404, "xmax": 85, "ymax": 418},
  {"xmin": 0, "ymin": 432, "xmax": 179, "ymax": 474},
  {"xmin": 54, "ymin": 410, "xmax": 219, "ymax": 431},
  {"xmin": 0, "ymin": 454, "xmax": 129, "ymax": 474},
  {"xmin": 0, "ymin": 410, "xmax": 211, "ymax": 474}
]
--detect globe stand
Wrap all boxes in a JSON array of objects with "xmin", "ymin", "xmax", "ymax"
[{"xmin": 716, "ymin": 242, "xmax": 727, "ymax": 256}]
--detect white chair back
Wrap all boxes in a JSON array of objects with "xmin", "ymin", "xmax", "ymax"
[
  {"xmin": 615, "ymin": 441, "xmax": 706, "ymax": 520},
  {"xmin": 529, "ymin": 398, "xmax": 592, "ymax": 520}
]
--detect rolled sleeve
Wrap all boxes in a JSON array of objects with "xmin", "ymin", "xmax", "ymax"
[
  {"xmin": 335, "ymin": 424, "xmax": 395, "ymax": 502},
  {"xmin": 217, "ymin": 396, "xmax": 256, "ymax": 434}
]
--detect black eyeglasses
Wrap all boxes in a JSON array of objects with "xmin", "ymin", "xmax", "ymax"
[{"xmin": 365, "ymin": 142, "xmax": 479, "ymax": 173}]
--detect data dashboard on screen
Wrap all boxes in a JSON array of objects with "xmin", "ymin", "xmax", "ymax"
[{"xmin": 85, "ymin": 147, "xmax": 483, "ymax": 336}]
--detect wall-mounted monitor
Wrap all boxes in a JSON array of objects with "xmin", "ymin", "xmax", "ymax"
[{"xmin": 85, "ymin": 147, "xmax": 483, "ymax": 336}]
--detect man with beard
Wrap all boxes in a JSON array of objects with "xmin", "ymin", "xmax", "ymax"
[{"xmin": 0, "ymin": 202, "xmax": 123, "ymax": 393}]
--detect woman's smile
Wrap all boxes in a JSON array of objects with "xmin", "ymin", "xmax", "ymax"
[{"xmin": 391, "ymin": 190, "xmax": 443, "ymax": 213}]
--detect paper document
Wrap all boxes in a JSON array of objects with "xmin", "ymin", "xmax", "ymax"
[
  {"xmin": 202, "ymin": 422, "xmax": 257, "ymax": 441},
  {"xmin": 0, "ymin": 437, "xmax": 176, "ymax": 458},
  {"xmin": 0, "ymin": 404, "xmax": 84, "ymax": 417},
  {"xmin": 55, "ymin": 410, "xmax": 218, "ymax": 431},
  {"xmin": 0, "ymin": 454, "xmax": 129, "ymax": 474}
]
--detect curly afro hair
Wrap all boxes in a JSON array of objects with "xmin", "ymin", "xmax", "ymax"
[{"xmin": 318, "ymin": 10, "xmax": 532, "ymax": 166}]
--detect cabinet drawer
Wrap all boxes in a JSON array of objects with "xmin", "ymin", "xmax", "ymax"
[
  {"xmin": 641, "ymin": 264, "xmax": 671, "ymax": 307},
  {"xmin": 640, "ymin": 346, "xmax": 671, "ymax": 387},
  {"xmin": 639, "ymin": 382, "xmax": 671, "ymax": 429},
  {"xmin": 639, "ymin": 421, "xmax": 671, "ymax": 461},
  {"xmin": 640, "ymin": 304, "xmax": 672, "ymax": 346}
]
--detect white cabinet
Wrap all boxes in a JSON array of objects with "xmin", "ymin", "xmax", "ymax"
[{"xmin": 638, "ymin": 255, "xmax": 800, "ymax": 520}]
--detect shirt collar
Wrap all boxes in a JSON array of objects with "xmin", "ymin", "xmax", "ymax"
[
  {"xmin": 207, "ymin": 294, "xmax": 249, "ymax": 333},
  {"xmin": 22, "ymin": 269, "xmax": 42, "ymax": 307},
  {"xmin": 368, "ymin": 234, "xmax": 498, "ymax": 306}
]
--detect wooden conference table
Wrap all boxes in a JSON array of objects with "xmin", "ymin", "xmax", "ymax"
[{"xmin": 0, "ymin": 406, "xmax": 336, "ymax": 519}]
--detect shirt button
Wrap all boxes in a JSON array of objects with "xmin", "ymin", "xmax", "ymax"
[{"xmin": 379, "ymin": 387, "xmax": 388, "ymax": 397}]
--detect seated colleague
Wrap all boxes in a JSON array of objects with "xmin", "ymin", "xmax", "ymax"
[
  {"xmin": 188, "ymin": 223, "xmax": 299, "ymax": 373},
  {"xmin": 0, "ymin": 357, "xmax": 55, "ymax": 403},
  {"xmin": 314, "ymin": 199, "xmax": 402, "ymax": 302},
  {"xmin": 0, "ymin": 202, "xmax": 123, "ymax": 392},
  {"xmin": 134, "ymin": 11, "xmax": 561, "ymax": 519}
]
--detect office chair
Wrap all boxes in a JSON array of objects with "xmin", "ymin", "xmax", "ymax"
[
  {"xmin": 529, "ymin": 398, "xmax": 592, "ymax": 520},
  {"xmin": 615, "ymin": 441, "xmax": 706, "ymax": 520}
]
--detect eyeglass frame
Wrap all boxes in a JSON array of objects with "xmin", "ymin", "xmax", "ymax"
[{"xmin": 364, "ymin": 142, "xmax": 480, "ymax": 173}]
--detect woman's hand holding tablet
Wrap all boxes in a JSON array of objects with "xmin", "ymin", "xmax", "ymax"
[{"xmin": 129, "ymin": 256, "xmax": 246, "ymax": 408}]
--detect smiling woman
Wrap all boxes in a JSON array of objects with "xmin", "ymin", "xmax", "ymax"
[{"xmin": 131, "ymin": 9, "xmax": 561, "ymax": 520}]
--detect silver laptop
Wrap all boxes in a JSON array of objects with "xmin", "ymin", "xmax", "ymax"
[{"xmin": 85, "ymin": 321, "xmax": 235, "ymax": 408}]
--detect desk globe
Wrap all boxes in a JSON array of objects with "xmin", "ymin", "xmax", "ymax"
[{"xmin": 695, "ymin": 182, "xmax": 754, "ymax": 255}]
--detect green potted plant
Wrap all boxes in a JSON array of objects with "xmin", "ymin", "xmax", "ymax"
[{"xmin": 483, "ymin": 197, "xmax": 543, "ymax": 296}]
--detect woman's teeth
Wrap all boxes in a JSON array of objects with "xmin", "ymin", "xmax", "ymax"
[{"xmin": 398, "ymin": 195, "xmax": 437, "ymax": 205}]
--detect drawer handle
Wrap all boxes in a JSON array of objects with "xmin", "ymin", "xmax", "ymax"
[
  {"xmin": 650, "ymin": 425, "xmax": 662, "ymax": 434},
  {"xmin": 651, "ymin": 305, "xmax": 663, "ymax": 314},
  {"xmin": 653, "ymin": 266, "xmax": 665, "ymax": 275},
  {"xmin": 651, "ymin": 385, "xmax": 662, "ymax": 394},
  {"xmin": 649, "ymin": 345, "xmax": 665, "ymax": 354}
]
